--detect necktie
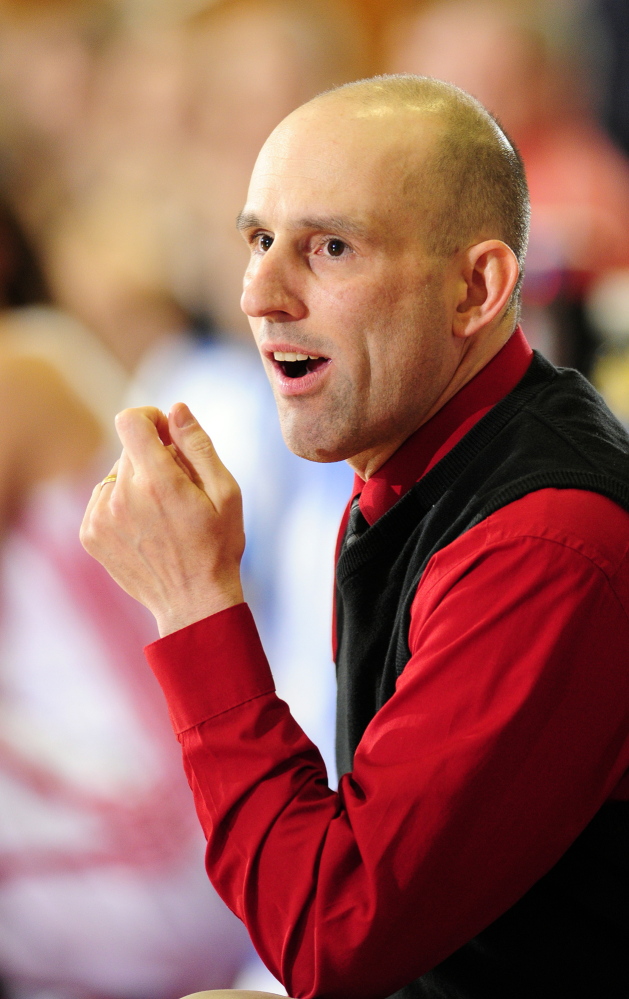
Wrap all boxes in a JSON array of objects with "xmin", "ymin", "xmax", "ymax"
[{"xmin": 341, "ymin": 495, "xmax": 369, "ymax": 555}]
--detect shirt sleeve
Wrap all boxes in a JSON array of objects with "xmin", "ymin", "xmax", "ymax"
[{"xmin": 145, "ymin": 514, "xmax": 629, "ymax": 999}]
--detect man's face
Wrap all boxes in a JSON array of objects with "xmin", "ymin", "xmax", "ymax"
[{"xmin": 239, "ymin": 101, "xmax": 458, "ymax": 476}]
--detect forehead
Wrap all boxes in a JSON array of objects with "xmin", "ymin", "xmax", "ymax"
[{"xmin": 244, "ymin": 103, "xmax": 440, "ymax": 229}]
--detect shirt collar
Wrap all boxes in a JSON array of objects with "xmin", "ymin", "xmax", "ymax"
[{"xmin": 354, "ymin": 327, "xmax": 533, "ymax": 526}]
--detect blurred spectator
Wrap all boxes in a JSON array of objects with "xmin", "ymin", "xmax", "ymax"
[
  {"xmin": 0, "ymin": 0, "xmax": 117, "ymax": 239},
  {"xmin": 43, "ymin": 187, "xmax": 190, "ymax": 373},
  {"xmin": 0, "ymin": 199, "xmax": 48, "ymax": 310},
  {"xmin": 386, "ymin": 0, "xmax": 629, "ymax": 376},
  {"xmin": 0, "ymin": 191, "xmax": 254, "ymax": 999},
  {"xmin": 583, "ymin": 0, "xmax": 629, "ymax": 422},
  {"xmin": 593, "ymin": 0, "xmax": 629, "ymax": 158},
  {"xmin": 0, "ymin": 198, "xmax": 102, "ymax": 529}
]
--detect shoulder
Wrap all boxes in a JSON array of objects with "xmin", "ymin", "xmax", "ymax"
[
  {"xmin": 408, "ymin": 489, "xmax": 629, "ymax": 653},
  {"xmin": 480, "ymin": 489, "xmax": 629, "ymax": 576},
  {"xmin": 419, "ymin": 488, "xmax": 629, "ymax": 602},
  {"xmin": 480, "ymin": 488, "xmax": 629, "ymax": 577}
]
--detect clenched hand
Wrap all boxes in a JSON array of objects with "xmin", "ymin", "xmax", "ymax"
[{"xmin": 81, "ymin": 403, "xmax": 245, "ymax": 636}]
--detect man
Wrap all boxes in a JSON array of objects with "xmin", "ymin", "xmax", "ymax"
[{"xmin": 81, "ymin": 76, "xmax": 629, "ymax": 999}]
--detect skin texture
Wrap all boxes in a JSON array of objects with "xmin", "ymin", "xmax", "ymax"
[{"xmin": 80, "ymin": 84, "xmax": 520, "ymax": 635}]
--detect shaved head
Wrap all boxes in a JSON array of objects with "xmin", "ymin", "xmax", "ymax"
[
  {"xmin": 306, "ymin": 74, "xmax": 530, "ymax": 314},
  {"xmin": 241, "ymin": 73, "xmax": 525, "ymax": 474}
]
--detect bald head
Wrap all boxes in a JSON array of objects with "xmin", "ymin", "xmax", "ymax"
[
  {"xmin": 295, "ymin": 75, "xmax": 530, "ymax": 312},
  {"xmin": 241, "ymin": 74, "xmax": 524, "ymax": 473}
]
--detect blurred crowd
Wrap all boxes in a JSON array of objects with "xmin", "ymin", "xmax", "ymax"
[{"xmin": 0, "ymin": 1, "xmax": 629, "ymax": 998}]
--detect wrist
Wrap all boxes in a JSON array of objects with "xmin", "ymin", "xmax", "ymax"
[{"xmin": 155, "ymin": 581, "xmax": 245, "ymax": 637}]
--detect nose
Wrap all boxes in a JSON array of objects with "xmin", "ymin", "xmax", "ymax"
[{"xmin": 240, "ymin": 245, "xmax": 307, "ymax": 323}]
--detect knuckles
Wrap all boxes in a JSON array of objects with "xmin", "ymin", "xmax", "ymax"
[
  {"xmin": 107, "ymin": 490, "xmax": 129, "ymax": 521},
  {"xmin": 114, "ymin": 407, "xmax": 142, "ymax": 439},
  {"xmin": 220, "ymin": 487, "xmax": 243, "ymax": 514},
  {"xmin": 115, "ymin": 405, "xmax": 163, "ymax": 430},
  {"xmin": 79, "ymin": 446, "xmax": 246, "ymax": 576},
  {"xmin": 183, "ymin": 429, "xmax": 216, "ymax": 456},
  {"xmin": 79, "ymin": 509, "xmax": 114, "ymax": 558}
]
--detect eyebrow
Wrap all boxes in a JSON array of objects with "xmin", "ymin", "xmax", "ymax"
[
  {"xmin": 235, "ymin": 211, "xmax": 263, "ymax": 232},
  {"xmin": 236, "ymin": 211, "xmax": 371, "ymax": 241}
]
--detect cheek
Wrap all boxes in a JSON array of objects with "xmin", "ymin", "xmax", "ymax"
[{"xmin": 367, "ymin": 293, "xmax": 447, "ymax": 403}]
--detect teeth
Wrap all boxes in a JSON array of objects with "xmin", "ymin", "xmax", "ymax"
[{"xmin": 273, "ymin": 351, "xmax": 320, "ymax": 362}]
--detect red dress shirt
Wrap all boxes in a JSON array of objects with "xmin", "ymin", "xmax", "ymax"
[{"xmin": 146, "ymin": 329, "xmax": 629, "ymax": 999}]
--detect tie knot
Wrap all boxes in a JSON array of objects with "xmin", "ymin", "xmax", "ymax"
[{"xmin": 342, "ymin": 495, "xmax": 369, "ymax": 553}]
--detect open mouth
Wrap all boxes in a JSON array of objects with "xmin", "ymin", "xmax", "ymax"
[{"xmin": 272, "ymin": 351, "xmax": 329, "ymax": 379}]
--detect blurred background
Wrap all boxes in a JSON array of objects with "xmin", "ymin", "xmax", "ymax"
[{"xmin": 0, "ymin": 1, "xmax": 628, "ymax": 998}]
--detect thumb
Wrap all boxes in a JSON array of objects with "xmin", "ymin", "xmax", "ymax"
[{"xmin": 168, "ymin": 402, "xmax": 229, "ymax": 493}]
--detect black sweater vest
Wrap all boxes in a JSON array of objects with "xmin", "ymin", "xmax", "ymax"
[{"xmin": 334, "ymin": 352, "xmax": 629, "ymax": 998}]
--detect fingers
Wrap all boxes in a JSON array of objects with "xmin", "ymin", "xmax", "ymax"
[
  {"xmin": 82, "ymin": 447, "xmax": 132, "ymax": 547},
  {"xmin": 83, "ymin": 457, "xmax": 120, "ymax": 523},
  {"xmin": 166, "ymin": 443, "xmax": 195, "ymax": 481},
  {"xmin": 115, "ymin": 446, "xmax": 134, "ymax": 489},
  {"xmin": 168, "ymin": 403, "xmax": 235, "ymax": 499},
  {"xmin": 112, "ymin": 405, "xmax": 223, "ymax": 496},
  {"xmin": 103, "ymin": 457, "xmax": 120, "ymax": 483},
  {"xmin": 100, "ymin": 455, "xmax": 121, "ymax": 489},
  {"xmin": 114, "ymin": 407, "xmax": 172, "ymax": 472}
]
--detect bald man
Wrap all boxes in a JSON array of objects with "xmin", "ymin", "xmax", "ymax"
[{"xmin": 82, "ymin": 77, "xmax": 629, "ymax": 999}]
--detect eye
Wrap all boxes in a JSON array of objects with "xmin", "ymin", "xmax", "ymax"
[
  {"xmin": 325, "ymin": 238, "xmax": 348, "ymax": 257},
  {"xmin": 254, "ymin": 233, "xmax": 274, "ymax": 252}
]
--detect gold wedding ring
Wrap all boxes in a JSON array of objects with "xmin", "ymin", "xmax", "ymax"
[{"xmin": 100, "ymin": 474, "xmax": 118, "ymax": 486}]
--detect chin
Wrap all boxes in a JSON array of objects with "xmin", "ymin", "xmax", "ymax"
[
  {"xmin": 277, "ymin": 401, "xmax": 370, "ymax": 464},
  {"xmin": 280, "ymin": 424, "xmax": 366, "ymax": 465},
  {"xmin": 285, "ymin": 438, "xmax": 345, "ymax": 464}
]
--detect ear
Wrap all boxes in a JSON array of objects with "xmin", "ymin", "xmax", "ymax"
[{"xmin": 451, "ymin": 240, "xmax": 520, "ymax": 339}]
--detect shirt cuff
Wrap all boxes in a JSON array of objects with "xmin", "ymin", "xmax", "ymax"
[{"xmin": 144, "ymin": 603, "xmax": 275, "ymax": 734}]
